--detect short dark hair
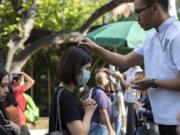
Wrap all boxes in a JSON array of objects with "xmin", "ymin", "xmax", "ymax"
[
  {"xmin": 144, "ymin": 0, "xmax": 169, "ymax": 11},
  {"xmin": 0, "ymin": 67, "xmax": 8, "ymax": 83},
  {"xmin": 56, "ymin": 46, "xmax": 92, "ymax": 86},
  {"xmin": 12, "ymin": 74, "xmax": 21, "ymax": 82}
]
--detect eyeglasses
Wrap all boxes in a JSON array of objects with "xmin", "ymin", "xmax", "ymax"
[
  {"xmin": 0, "ymin": 83, "xmax": 8, "ymax": 88},
  {"xmin": 134, "ymin": 4, "xmax": 152, "ymax": 17}
]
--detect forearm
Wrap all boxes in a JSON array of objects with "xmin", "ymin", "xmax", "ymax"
[
  {"xmin": 82, "ymin": 112, "xmax": 94, "ymax": 134},
  {"xmin": 117, "ymin": 97, "xmax": 121, "ymax": 116},
  {"xmin": 100, "ymin": 109, "xmax": 114, "ymax": 132},
  {"xmin": 22, "ymin": 72, "xmax": 34, "ymax": 84},
  {"xmin": 154, "ymin": 78, "xmax": 180, "ymax": 91},
  {"xmin": 120, "ymin": 78, "xmax": 129, "ymax": 90},
  {"xmin": 93, "ymin": 45, "xmax": 128, "ymax": 68},
  {"xmin": 21, "ymin": 72, "xmax": 35, "ymax": 91},
  {"xmin": 134, "ymin": 75, "xmax": 180, "ymax": 92}
]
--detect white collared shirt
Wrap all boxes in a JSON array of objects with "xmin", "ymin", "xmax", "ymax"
[
  {"xmin": 123, "ymin": 66, "xmax": 142, "ymax": 103},
  {"xmin": 134, "ymin": 17, "xmax": 180, "ymax": 125}
]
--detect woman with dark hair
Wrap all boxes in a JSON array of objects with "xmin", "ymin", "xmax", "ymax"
[
  {"xmin": 0, "ymin": 67, "xmax": 20, "ymax": 135},
  {"xmin": 11, "ymin": 72, "xmax": 34, "ymax": 135},
  {"xmin": 48, "ymin": 46, "xmax": 97, "ymax": 135}
]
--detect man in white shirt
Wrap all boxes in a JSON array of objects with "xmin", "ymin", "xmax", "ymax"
[{"xmin": 80, "ymin": 0, "xmax": 180, "ymax": 134}]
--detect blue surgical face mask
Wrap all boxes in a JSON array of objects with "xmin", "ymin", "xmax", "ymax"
[{"xmin": 77, "ymin": 69, "xmax": 91, "ymax": 86}]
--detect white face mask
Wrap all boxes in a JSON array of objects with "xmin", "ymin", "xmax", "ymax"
[{"xmin": 77, "ymin": 69, "xmax": 91, "ymax": 86}]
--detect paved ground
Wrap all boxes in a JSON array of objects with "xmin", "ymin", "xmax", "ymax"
[
  {"xmin": 28, "ymin": 117, "xmax": 48, "ymax": 135},
  {"xmin": 29, "ymin": 129, "xmax": 48, "ymax": 135}
]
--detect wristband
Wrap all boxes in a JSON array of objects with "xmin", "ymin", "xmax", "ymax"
[{"xmin": 150, "ymin": 78, "xmax": 157, "ymax": 88}]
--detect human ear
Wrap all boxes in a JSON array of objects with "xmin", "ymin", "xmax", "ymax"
[{"xmin": 152, "ymin": 3, "xmax": 160, "ymax": 14}]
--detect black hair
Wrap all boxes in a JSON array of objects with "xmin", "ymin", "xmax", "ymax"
[
  {"xmin": 144, "ymin": 0, "xmax": 169, "ymax": 11},
  {"xmin": 56, "ymin": 46, "xmax": 92, "ymax": 86},
  {"xmin": 12, "ymin": 74, "xmax": 21, "ymax": 82},
  {"xmin": 0, "ymin": 67, "xmax": 8, "ymax": 83}
]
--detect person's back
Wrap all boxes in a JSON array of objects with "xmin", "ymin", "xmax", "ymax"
[{"xmin": 49, "ymin": 86, "xmax": 84, "ymax": 134}]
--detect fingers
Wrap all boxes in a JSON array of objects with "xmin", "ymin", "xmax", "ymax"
[
  {"xmin": 131, "ymin": 80, "xmax": 148, "ymax": 90},
  {"xmin": 78, "ymin": 37, "xmax": 91, "ymax": 44},
  {"xmin": 131, "ymin": 83, "xmax": 140, "ymax": 89},
  {"xmin": 84, "ymin": 99, "xmax": 97, "ymax": 106}
]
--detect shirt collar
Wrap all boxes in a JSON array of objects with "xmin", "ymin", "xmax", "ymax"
[{"xmin": 158, "ymin": 16, "xmax": 176, "ymax": 32}]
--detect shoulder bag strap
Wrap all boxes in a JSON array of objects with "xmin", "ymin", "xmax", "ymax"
[
  {"xmin": 56, "ymin": 87, "xmax": 64, "ymax": 131},
  {"xmin": 87, "ymin": 88, "xmax": 94, "ymax": 100},
  {"xmin": 88, "ymin": 87, "xmax": 99, "ymax": 99}
]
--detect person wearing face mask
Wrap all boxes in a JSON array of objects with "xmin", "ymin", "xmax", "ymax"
[
  {"xmin": 48, "ymin": 46, "xmax": 97, "ymax": 135},
  {"xmin": 0, "ymin": 67, "xmax": 20, "ymax": 135}
]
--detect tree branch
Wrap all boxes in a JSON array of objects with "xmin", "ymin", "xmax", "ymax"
[
  {"xmin": 80, "ymin": 0, "xmax": 126, "ymax": 34},
  {"xmin": 10, "ymin": 31, "xmax": 81, "ymax": 72},
  {"xmin": 10, "ymin": 0, "xmax": 131, "ymax": 72}
]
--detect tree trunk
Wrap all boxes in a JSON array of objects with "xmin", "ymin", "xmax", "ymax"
[
  {"xmin": 80, "ymin": 0, "xmax": 125, "ymax": 34},
  {"xmin": 5, "ymin": 0, "xmax": 39, "ymax": 72}
]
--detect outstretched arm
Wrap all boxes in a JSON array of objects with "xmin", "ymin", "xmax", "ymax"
[
  {"xmin": 99, "ymin": 68, "xmax": 129, "ymax": 90},
  {"xmin": 79, "ymin": 38, "xmax": 143, "ymax": 68}
]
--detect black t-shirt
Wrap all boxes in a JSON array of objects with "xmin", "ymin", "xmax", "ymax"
[{"xmin": 49, "ymin": 87, "xmax": 84, "ymax": 134}]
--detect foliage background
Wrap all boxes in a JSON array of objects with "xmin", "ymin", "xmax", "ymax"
[
  {"xmin": 0, "ymin": 0, "xmax": 111, "ymax": 116},
  {"xmin": 2, "ymin": 0, "xmax": 177, "ymax": 117}
]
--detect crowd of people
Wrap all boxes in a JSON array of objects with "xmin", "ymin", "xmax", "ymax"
[
  {"xmin": 78, "ymin": 0, "xmax": 180, "ymax": 134},
  {"xmin": 0, "ymin": 68, "xmax": 35, "ymax": 135},
  {"xmin": 47, "ymin": 45, "xmax": 179, "ymax": 135},
  {"xmin": 1, "ymin": 0, "xmax": 180, "ymax": 135},
  {"xmin": 44, "ymin": 42, "xmax": 180, "ymax": 135}
]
